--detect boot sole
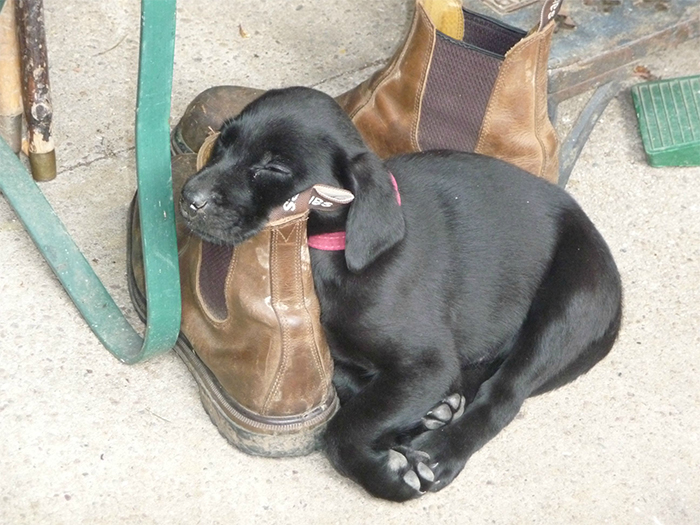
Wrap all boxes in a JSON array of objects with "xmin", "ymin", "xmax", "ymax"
[{"xmin": 126, "ymin": 196, "xmax": 338, "ymax": 457}]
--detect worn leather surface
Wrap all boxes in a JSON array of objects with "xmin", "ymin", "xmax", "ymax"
[
  {"xmin": 179, "ymin": 216, "xmax": 334, "ymax": 418},
  {"xmin": 474, "ymin": 21, "xmax": 560, "ymax": 183},
  {"xmin": 132, "ymin": 154, "xmax": 334, "ymax": 419},
  {"xmin": 336, "ymin": 1, "xmax": 435, "ymax": 158},
  {"xmin": 179, "ymin": 86, "xmax": 265, "ymax": 153},
  {"xmin": 338, "ymin": 0, "xmax": 559, "ymax": 182}
]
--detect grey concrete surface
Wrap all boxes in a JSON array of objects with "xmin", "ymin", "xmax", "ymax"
[{"xmin": 1, "ymin": 1, "xmax": 699, "ymax": 523}]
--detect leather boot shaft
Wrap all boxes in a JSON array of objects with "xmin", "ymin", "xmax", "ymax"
[
  {"xmin": 474, "ymin": 21, "xmax": 559, "ymax": 183},
  {"xmin": 337, "ymin": 0, "xmax": 560, "ymax": 183},
  {"xmin": 336, "ymin": 2, "xmax": 434, "ymax": 157},
  {"xmin": 128, "ymin": 153, "xmax": 339, "ymax": 454},
  {"xmin": 178, "ymin": 214, "xmax": 335, "ymax": 421}
]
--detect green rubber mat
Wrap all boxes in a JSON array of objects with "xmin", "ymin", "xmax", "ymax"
[{"xmin": 631, "ymin": 75, "xmax": 700, "ymax": 168}]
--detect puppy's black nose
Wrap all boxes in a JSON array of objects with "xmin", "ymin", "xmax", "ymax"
[{"xmin": 180, "ymin": 189, "xmax": 209, "ymax": 220}]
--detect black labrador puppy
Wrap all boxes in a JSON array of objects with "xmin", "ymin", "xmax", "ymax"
[{"xmin": 180, "ymin": 86, "xmax": 622, "ymax": 502}]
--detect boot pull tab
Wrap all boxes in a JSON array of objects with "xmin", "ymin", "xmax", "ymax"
[
  {"xmin": 421, "ymin": 0, "xmax": 465, "ymax": 41},
  {"xmin": 307, "ymin": 185, "xmax": 355, "ymax": 212},
  {"xmin": 537, "ymin": 0, "xmax": 564, "ymax": 32},
  {"xmin": 268, "ymin": 185, "xmax": 354, "ymax": 222}
]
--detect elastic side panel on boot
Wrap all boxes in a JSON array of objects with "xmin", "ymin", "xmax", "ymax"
[
  {"xmin": 418, "ymin": 33, "xmax": 502, "ymax": 152},
  {"xmin": 199, "ymin": 241, "xmax": 234, "ymax": 321},
  {"xmin": 462, "ymin": 10, "xmax": 525, "ymax": 56}
]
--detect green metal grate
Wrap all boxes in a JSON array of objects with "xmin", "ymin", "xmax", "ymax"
[{"xmin": 631, "ymin": 75, "xmax": 700, "ymax": 168}]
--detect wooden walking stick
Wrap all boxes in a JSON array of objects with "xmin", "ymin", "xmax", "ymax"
[
  {"xmin": 0, "ymin": 0, "xmax": 23, "ymax": 154},
  {"xmin": 16, "ymin": 0, "xmax": 55, "ymax": 181}
]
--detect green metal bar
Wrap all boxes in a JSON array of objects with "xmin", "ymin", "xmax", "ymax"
[
  {"xmin": 134, "ymin": 0, "xmax": 181, "ymax": 360},
  {"xmin": 0, "ymin": 141, "xmax": 146, "ymax": 359},
  {"xmin": 0, "ymin": 0, "xmax": 180, "ymax": 363}
]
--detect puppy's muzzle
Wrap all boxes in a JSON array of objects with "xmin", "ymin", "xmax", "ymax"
[{"xmin": 180, "ymin": 189, "xmax": 209, "ymax": 220}]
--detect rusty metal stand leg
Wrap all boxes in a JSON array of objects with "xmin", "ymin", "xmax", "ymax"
[
  {"xmin": 16, "ymin": 0, "xmax": 56, "ymax": 181},
  {"xmin": 0, "ymin": 0, "xmax": 22, "ymax": 153}
]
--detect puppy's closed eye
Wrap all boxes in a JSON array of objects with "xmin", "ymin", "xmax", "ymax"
[
  {"xmin": 252, "ymin": 151, "xmax": 293, "ymax": 181},
  {"xmin": 253, "ymin": 162, "xmax": 291, "ymax": 179},
  {"xmin": 246, "ymin": 160, "xmax": 296, "ymax": 205}
]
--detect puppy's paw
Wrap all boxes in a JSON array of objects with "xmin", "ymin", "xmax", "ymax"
[
  {"xmin": 407, "ymin": 427, "xmax": 468, "ymax": 493},
  {"xmin": 386, "ymin": 446, "xmax": 437, "ymax": 495},
  {"xmin": 421, "ymin": 393, "xmax": 466, "ymax": 430}
]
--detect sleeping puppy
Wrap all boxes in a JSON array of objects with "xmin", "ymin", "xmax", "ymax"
[{"xmin": 180, "ymin": 86, "xmax": 623, "ymax": 502}]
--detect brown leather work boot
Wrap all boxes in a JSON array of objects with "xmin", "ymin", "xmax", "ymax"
[
  {"xmin": 128, "ymin": 150, "xmax": 353, "ymax": 457},
  {"xmin": 337, "ymin": 0, "xmax": 561, "ymax": 183},
  {"xmin": 170, "ymin": 0, "xmax": 562, "ymax": 184}
]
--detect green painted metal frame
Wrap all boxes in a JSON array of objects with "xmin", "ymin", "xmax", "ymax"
[{"xmin": 0, "ymin": 0, "xmax": 181, "ymax": 363}]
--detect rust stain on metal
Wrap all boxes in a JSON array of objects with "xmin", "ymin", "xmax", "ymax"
[{"xmin": 16, "ymin": 0, "xmax": 54, "ymax": 150}]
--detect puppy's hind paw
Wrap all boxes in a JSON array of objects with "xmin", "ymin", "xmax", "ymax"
[
  {"xmin": 422, "ymin": 393, "xmax": 466, "ymax": 430},
  {"xmin": 387, "ymin": 447, "xmax": 436, "ymax": 495}
]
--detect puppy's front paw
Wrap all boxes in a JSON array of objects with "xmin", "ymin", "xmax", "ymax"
[{"xmin": 422, "ymin": 393, "xmax": 466, "ymax": 430}]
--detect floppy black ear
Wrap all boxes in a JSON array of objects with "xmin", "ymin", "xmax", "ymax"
[{"xmin": 343, "ymin": 153, "xmax": 405, "ymax": 273}]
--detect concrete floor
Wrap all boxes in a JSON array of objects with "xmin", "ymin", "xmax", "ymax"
[{"xmin": 1, "ymin": 1, "xmax": 699, "ymax": 523}]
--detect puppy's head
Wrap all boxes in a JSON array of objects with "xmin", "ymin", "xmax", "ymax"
[{"xmin": 180, "ymin": 86, "xmax": 404, "ymax": 272}]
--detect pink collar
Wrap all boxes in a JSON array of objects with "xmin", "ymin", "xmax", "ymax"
[{"xmin": 308, "ymin": 173, "xmax": 400, "ymax": 251}]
